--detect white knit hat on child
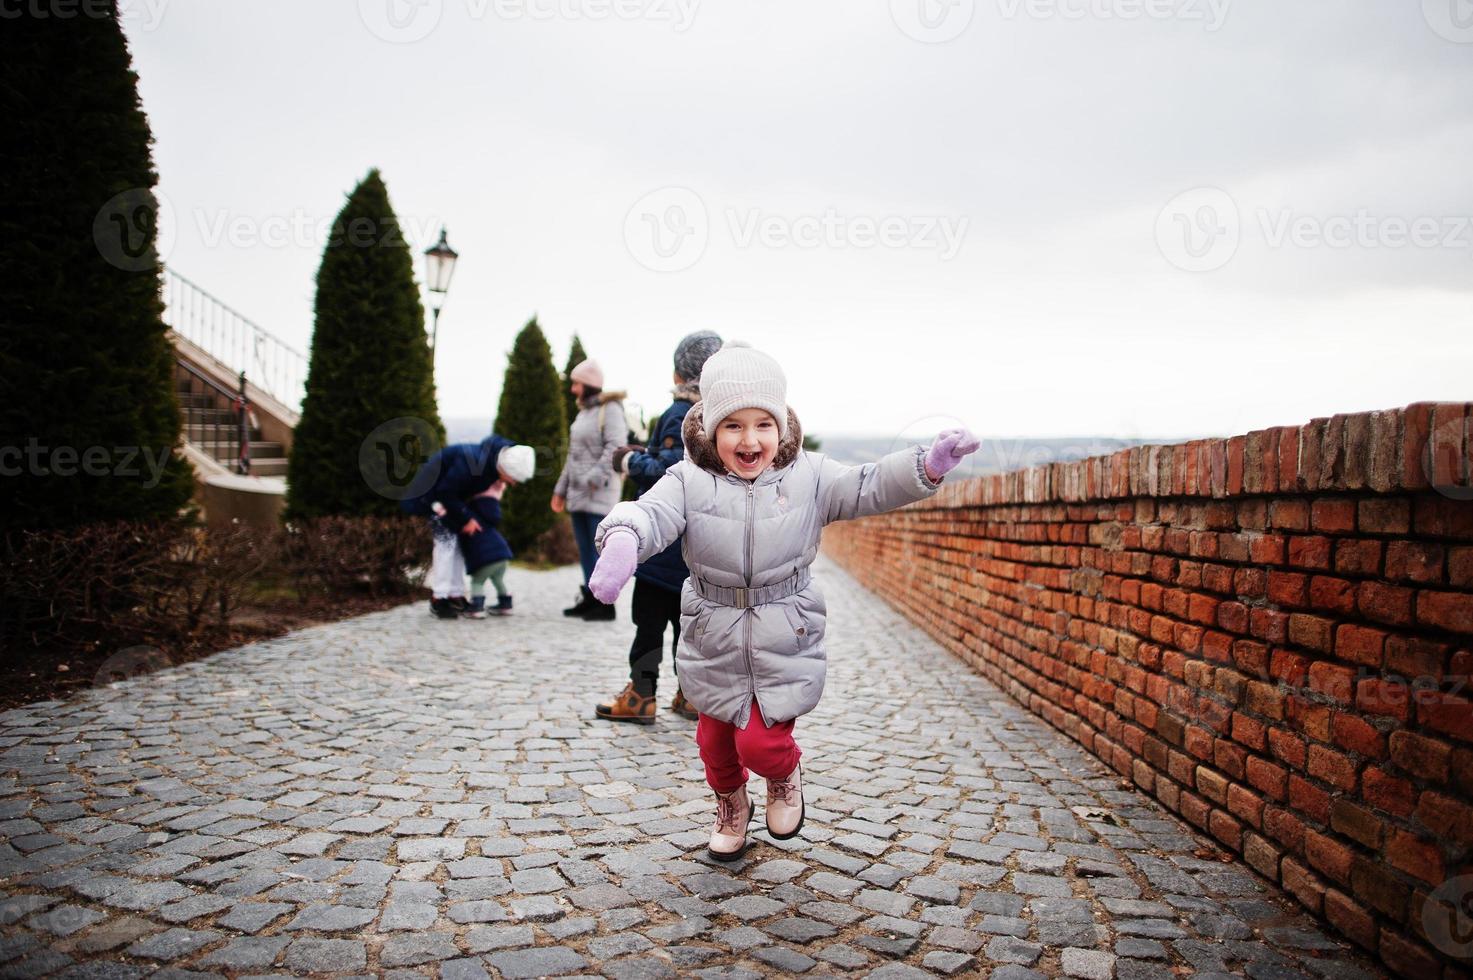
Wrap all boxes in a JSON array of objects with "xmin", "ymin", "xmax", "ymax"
[
  {"xmin": 497, "ymin": 444, "xmax": 535, "ymax": 483},
  {"xmin": 698, "ymin": 341, "xmax": 788, "ymax": 441}
]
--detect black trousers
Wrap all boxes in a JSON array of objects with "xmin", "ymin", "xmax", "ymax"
[{"xmin": 629, "ymin": 578, "xmax": 681, "ymax": 696}]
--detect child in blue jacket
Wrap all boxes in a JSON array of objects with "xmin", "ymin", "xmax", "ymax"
[{"xmin": 460, "ymin": 481, "xmax": 514, "ymax": 617}]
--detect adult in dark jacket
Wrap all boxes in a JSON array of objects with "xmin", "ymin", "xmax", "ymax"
[
  {"xmin": 594, "ymin": 330, "xmax": 722, "ymax": 724},
  {"xmin": 401, "ymin": 435, "xmax": 534, "ymax": 619}
]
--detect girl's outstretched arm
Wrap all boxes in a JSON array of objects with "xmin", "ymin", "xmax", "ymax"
[
  {"xmin": 817, "ymin": 428, "xmax": 979, "ymax": 525},
  {"xmin": 593, "ymin": 465, "xmax": 688, "ymax": 561}
]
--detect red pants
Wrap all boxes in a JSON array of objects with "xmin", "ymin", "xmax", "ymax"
[{"xmin": 696, "ymin": 698, "xmax": 801, "ymax": 793}]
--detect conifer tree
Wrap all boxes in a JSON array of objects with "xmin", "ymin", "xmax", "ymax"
[
  {"xmin": 0, "ymin": 2, "xmax": 192, "ymax": 530},
  {"xmin": 562, "ymin": 333, "xmax": 587, "ymax": 432},
  {"xmin": 287, "ymin": 170, "xmax": 442, "ymax": 518},
  {"xmin": 494, "ymin": 318, "xmax": 566, "ymax": 554}
]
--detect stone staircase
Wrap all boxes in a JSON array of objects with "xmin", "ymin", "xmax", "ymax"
[{"xmin": 174, "ymin": 370, "xmax": 289, "ymax": 478}]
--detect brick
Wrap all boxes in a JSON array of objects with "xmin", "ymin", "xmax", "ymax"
[
  {"xmin": 1324, "ymin": 889, "xmax": 1377, "ymax": 952},
  {"xmin": 1243, "ymin": 831, "xmax": 1282, "ymax": 879},
  {"xmin": 1306, "ymin": 662, "xmax": 1354, "ymax": 705},
  {"xmin": 1195, "ymin": 766, "xmax": 1229, "ymax": 805},
  {"xmin": 1209, "ymin": 808, "xmax": 1244, "ymax": 849},
  {"xmin": 1362, "ymin": 766, "xmax": 1415, "ymax": 818},
  {"xmin": 1271, "ymin": 650, "xmax": 1310, "ymax": 686},
  {"xmin": 1385, "ymin": 635, "xmax": 1447, "ymax": 682},
  {"xmin": 1334, "ymin": 538, "xmax": 1382, "ymax": 576},
  {"xmin": 1231, "ymin": 711, "xmax": 1266, "ymax": 751},
  {"xmin": 1357, "ymin": 581, "xmax": 1414, "ymax": 626},
  {"xmin": 1358, "ymin": 498, "xmax": 1410, "ymax": 534},
  {"xmin": 1331, "ymin": 799, "xmax": 1384, "ymax": 849},
  {"xmin": 1311, "ymin": 498, "xmax": 1356, "ymax": 534},
  {"xmin": 1336, "ymin": 627, "xmax": 1389, "ymax": 672},
  {"xmin": 1308, "ymin": 744, "xmax": 1358, "ymax": 790},
  {"xmin": 1308, "ymin": 575, "xmax": 1356, "ymax": 615},
  {"xmin": 1451, "ymin": 546, "xmax": 1473, "ymax": 587},
  {"xmin": 1417, "ymin": 589, "xmax": 1473, "ymax": 633},
  {"xmin": 1267, "ymin": 571, "xmax": 1308, "ymax": 608},
  {"xmin": 1281, "ymin": 856, "xmax": 1325, "ymax": 914},
  {"xmin": 1246, "ymin": 755, "xmax": 1288, "ymax": 801},
  {"xmin": 1419, "ymin": 691, "xmax": 1473, "ymax": 743},
  {"xmin": 1355, "ymin": 678, "xmax": 1411, "ymax": 723},
  {"xmin": 1384, "ymin": 540, "xmax": 1444, "ymax": 583},
  {"xmin": 1265, "ymin": 803, "xmax": 1307, "ymax": 852},
  {"xmin": 1414, "ymin": 790, "xmax": 1473, "ymax": 845},
  {"xmin": 1242, "ymin": 681, "xmax": 1285, "ymax": 720},
  {"xmin": 1214, "ymin": 738, "xmax": 1246, "ymax": 779},
  {"xmin": 1389, "ymin": 731, "xmax": 1452, "ymax": 783},
  {"xmin": 1268, "ymin": 727, "xmax": 1307, "ymax": 768},
  {"xmin": 1304, "ymin": 829, "xmax": 1353, "ymax": 886},
  {"xmin": 1330, "ymin": 712, "xmax": 1387, "ymax": 759},
  {"xmin": 1288, "ymin": 614, "xmax": 1335, "ymax": 654},
  {"xmin": 1379, "ymin": 928, "xmax": 1444, "ymax": 979},
  {"xmin": 1289, "ymin": 696, "xmax": 1332, "ymax": 742},
  {"xmin": 1226, "ymin": 782, "xmax": 1264, "ymax": 829},
  {"xmin": 1269, "ymin": 499, "xmax": 1309, "ymax": 531},
  {"xmin": 1289, "ymin": 775, "xmax": 1331, "ymax": 824},
  {"xmin": 1403, "ymin": 402, "xmax": 1436, "ymax": 490},
  {"xmin": 1287, "ymin": 535, "xmax": 1332, "ymax": 571},
  {"xmin": 1351, "ymin": 854, "xmax": 1408, "ymax": 921},
  {"xmin": 1249, "ymin": 534, "xmax": 1285, "ymax": 565},
  {"xmin": 1386, "ymin": 829, "xmax": 1443, "ymax": 885}
]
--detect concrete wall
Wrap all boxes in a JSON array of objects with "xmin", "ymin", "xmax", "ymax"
[{"xmin": 824, "ymin": 402, "xmax": 1473, "ymax": 978}]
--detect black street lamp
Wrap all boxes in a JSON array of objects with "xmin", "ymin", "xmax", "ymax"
[{"xmin": 424, "ymin": 227, "xmax": 459, "ymax": 356}]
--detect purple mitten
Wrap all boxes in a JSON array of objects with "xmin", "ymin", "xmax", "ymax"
[
  {"xmin": 589, "ymin": 528, "xmax": 638, "ymax": 604},
  {"xmin": 924, "ymin": 428, "xmax": 981, "ymax": 482}
]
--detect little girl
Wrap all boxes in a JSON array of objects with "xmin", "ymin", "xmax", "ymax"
[{"xmin": 589, "ymin": 342, "xmax": 979, "ymax": 860}]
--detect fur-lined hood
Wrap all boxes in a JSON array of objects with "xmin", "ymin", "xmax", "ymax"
[
  {"xmin": 580, "ymin": 390, "xmax": 626, "ymax": 408},
  {"xmin": 672, "ymin": 382, "xmax": 701, "ymax": 404},
  {"xmin": 682, "ymin": 401, "xmax": 803, "ymax": 476}
]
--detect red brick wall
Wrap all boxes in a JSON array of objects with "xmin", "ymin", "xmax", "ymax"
[{"xmin": 824, "ymin": 403, "xmax": 1473, "ymax": 978}]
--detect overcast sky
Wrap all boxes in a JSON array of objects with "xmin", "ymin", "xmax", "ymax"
[{"xmin": 124, "ymin": 0, "xmax": 1472, "ymax": 442}]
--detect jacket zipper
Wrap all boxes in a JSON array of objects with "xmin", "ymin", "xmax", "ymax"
[{"xmin": 743, "ymin": 481, "xmax": 757, "ymax": 710}]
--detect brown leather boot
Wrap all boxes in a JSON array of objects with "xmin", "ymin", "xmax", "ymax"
[
  {"xmin": 669, "ymin": 687, "xmax": 699, "ymax": 721},
  {"xmin": 594, "ymin": 683, "xmax": 656, "ymax": 725}
]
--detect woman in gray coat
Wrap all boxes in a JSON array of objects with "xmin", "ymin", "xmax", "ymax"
[
  {"xmin": 588, "ymin": 342, "xmax": 979, "ymax": 861},
  {"xmin": 552, "ymin": 358, "xmax": 628, "ymax": 620}
]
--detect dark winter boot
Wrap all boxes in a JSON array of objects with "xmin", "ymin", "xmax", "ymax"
[
  {"xmin": 448, "ymin": 596, "xmax": 470, "ymax": 614},
  {"xmin": 492, "ymin": 595, "xmax": 513, "ymax": 616},
  {"xmin": 564, "ymin": 586, "xmax": 596, "ymax": 617},
  {"xmin": 465, "ymin": 596, "xmax": 487, "ymax": 619},
  {"xmin": 581, "ymin": 598, "xmax": 616, "ymax": 621},
  {"xmin": 430, "ymin": 598, "xmax": 459, "ymax": 620}
]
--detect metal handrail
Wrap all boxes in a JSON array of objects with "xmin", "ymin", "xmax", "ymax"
[
  {"xmin": 162, "ymin": 267, "xmax": 308, "ymax": 412},
  {"xmin": 176, "ymin": 358, "xmax": 252, "ymax": 475}
]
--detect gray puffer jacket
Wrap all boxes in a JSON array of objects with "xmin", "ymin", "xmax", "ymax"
[
  {"xmin": 554, "ymin": 392, "xmax": 627, "ymax": 515},
  {"xmin": 595, "ymin": 403, "xmax": 941, "ymax": 728}
]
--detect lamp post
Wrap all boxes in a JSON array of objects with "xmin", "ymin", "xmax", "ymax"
[{"xmin": 424, "ymin": 227, "xmax": 459, "ymax": 357}]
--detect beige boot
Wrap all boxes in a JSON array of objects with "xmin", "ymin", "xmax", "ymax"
[
  {"xmin": 708, "ymin": 784, "xmax": 752, "ymax": 862},
  {"xmin": 765, "ymin": 762, "xmax": 805, "ymax": 840}
]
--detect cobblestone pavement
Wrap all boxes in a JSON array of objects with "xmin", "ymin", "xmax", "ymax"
[{"xmin": 1, "ymin": 559, "xmax": 1386, "ymax": 979}]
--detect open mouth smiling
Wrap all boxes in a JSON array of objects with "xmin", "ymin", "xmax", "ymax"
[{"xmin": 735, "ymin": 450, "xmax": 763, "ymax": 469}]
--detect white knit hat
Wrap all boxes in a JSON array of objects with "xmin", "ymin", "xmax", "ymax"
[
  {"xmin": 497, "ymin": 444, "xmax": 535, "ymax": 483},
  {"xmin": 698, "ymin": 341, "xmax": 787, "ymax": 441},
  {"xmin": 570, "ymin": 359, "xmax": 603, "ymax": 389}
]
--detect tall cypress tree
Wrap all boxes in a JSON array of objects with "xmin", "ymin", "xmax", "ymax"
[
  {"xmin": 0, "ymin": 2, "xmax": 192, "ymax": 531},
  {"xmin": 287, "ymin": 170, "xmax": 443, "ymax": 518},
  {"xmin": 562, "ymin": 333, "xmax": 587, "ymax": 432},
  {"xmin": 494, "ymin": 319, "xmax": 566, "ymax": 554}
]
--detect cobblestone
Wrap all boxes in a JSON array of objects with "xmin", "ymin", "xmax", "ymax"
[{"xmin": 0, "ymin": 560, "xmax": 1387, "ymax": 977}]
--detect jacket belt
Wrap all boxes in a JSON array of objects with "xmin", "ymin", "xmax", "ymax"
[{"xmin": 691, "ymin": 568, "xmax": 811, "ymax": 608}]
